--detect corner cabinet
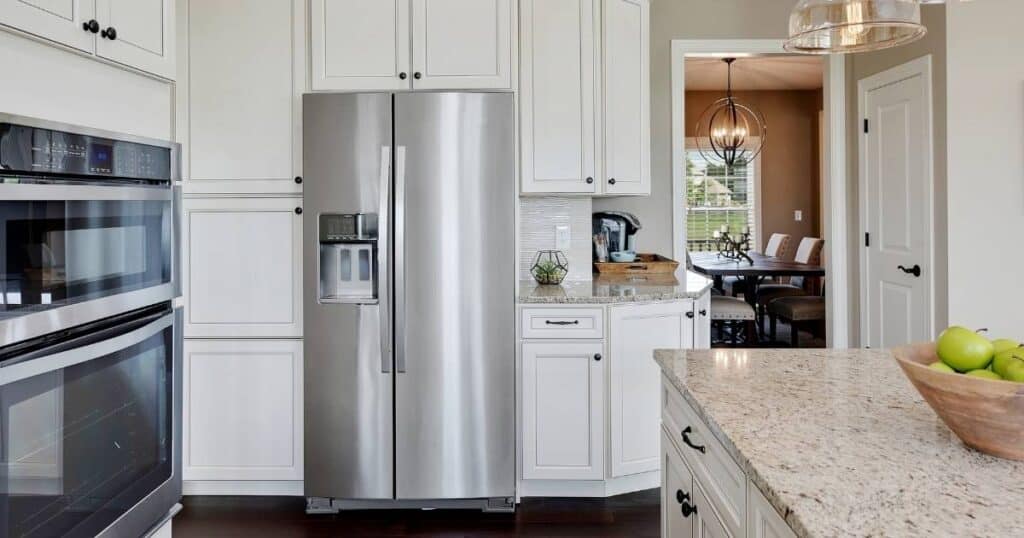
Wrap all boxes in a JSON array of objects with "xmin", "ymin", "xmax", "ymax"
[
  {"xmin": 0, "ymin": 0, "xmax": 175, "ymax": 79},
  {"xmin": 311, "ymin": 0, "xmax": 515, "ymax": 91},
  {"xmin": 520, "ymin": 0, "xmax": 649, "ymax": 196}
]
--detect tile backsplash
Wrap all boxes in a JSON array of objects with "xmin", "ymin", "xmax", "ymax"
[{"xmin": 520, "ymin": 197, "xmax": 592, "ymax": 282}]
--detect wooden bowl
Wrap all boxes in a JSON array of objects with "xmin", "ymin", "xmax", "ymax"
[{"xmin": 893, "ymin": 343, "xmax": 1024, "ymax": 461}]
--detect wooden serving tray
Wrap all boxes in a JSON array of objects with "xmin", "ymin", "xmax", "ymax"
[{"xmin": 593, "ymin": 254, "xmax": 680, "ymax": 275}]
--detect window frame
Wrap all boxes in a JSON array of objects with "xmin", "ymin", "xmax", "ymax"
[{"xmin": 683, "ymin": 136, "xmax": 763, "ymax": 253}]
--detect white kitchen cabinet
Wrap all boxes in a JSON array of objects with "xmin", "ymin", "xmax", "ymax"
[
  {"xmin": 522, "ymin": 341, "xmax": 604, "ymax": 480},
  {"xmin": 519, "ymin": 0, "xmax": 649, "ymax": 195},
  {"xmin": 693, "ymin": 483, "xmax": 732, "ymax": 538},
  {"xmin": 0, "ymin": 0, "xmax": 97, "ymax": 52},
  {"xmin": 519, "ymin": 0, "xmax": 598, "ymax": 194},
  {"xmin": 748, "ymin": 482, "xmax": 797, "ymax": 538},
  {"xmin": 182, "ymin": 197, "xmax": 303, "ymax": 338},
  {"xmin": 410, "ymin": 0, "xmax": 513, "ymax": 90},
  {"xmin": 94, "ymin": 0, "xmax": 175, "ymax": 79},
  {"xmin": 694, "ymin": 292, "xmax": 712, "ymax": 349},
  {"xmin": 183, "ymin": 339, "xmax": 303, "ymax": 481},
  {"xmin": 0, "ymin": 0, "xmax": 174, "ymax": 79},
  {"xmin": 184, "ymin": 0, "xmax": 303, "ymax": 194},
  {"xmin": 609, "ymin": 301, "xmax": 693, "ymax": 477},
  {"xmin": 310, "ymin": 0, "xmax": 513, "ymax": 91},
  {"xmin": 601, "ymin": 0, "xmax": 649, "ymax": 195},
  {"xmin": 310, "ymin": 0, "xmax": 410, "ymax": 91},
  {"xmin": 662, "ymin": 428, "xmax": 696, "ymax": 538}
]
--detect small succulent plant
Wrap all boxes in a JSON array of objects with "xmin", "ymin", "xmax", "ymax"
[{"xmin": 531, "ymin": 251, "xmax": 569, "ymax": 285}]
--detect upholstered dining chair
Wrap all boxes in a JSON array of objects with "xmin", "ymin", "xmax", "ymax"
[
  {"xmin": 724, "ymin": 233, "xmax": 792, "ymax": 297},
  {"xmin": 755, "ymin": 237, "xmax": 825, "ymax": 330},
  {"xmin": 710, "ymin": 296, "xmax": 758, "ymax": 345},
  {"xmin": 768, "ymin": 295, "xmax": 826, "ymax": 347}
]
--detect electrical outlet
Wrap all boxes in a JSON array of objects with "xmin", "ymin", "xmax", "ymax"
[
  {"xmin": 794, "ymin": 210, "xmax": 803, "ymax": 222},
  {"xmin": 555, "ymin": 225, "xmax": 571, "ymax": 251}
]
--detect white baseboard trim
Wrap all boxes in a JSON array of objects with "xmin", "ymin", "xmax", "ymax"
[
  {"xmin": 183, "ymin": 480, "xmax": 304, "ymax": 496},
  {"xmin": 518, "ymin": 471, "xmax": 659, "ymax": 498}
]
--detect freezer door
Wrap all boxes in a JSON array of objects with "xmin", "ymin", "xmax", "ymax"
[
  {"xmin": 303, "ymin": 93, "xmax": 394, "ymax": 499},
  {"xmin": 394, "ymin": 92, "xmax": 516, "ymax": 499}
]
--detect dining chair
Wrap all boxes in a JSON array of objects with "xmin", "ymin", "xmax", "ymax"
[
  {"xmin": 755, "ymin": 237, "xmax": 825, "ymax": 330},
  {"xmin": 710, "ymin": 296, "xmax": 758, "ymax": 345},
  {"xmin": 725, "ymin": 233, "xmax": 792, "ymax": 297},
  {"xmin": 768, "ymin": 296, "xmax": 826, "ymax": 347}
]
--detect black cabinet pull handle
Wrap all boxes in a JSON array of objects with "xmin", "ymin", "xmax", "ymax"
[
  {"xmin": 585, "ymin": 177, "xmax": 594, "ymax": 184},
  {"xmin": 82, "ymin": 19, "xmax": 100, "ymax": 33},
  {"xmin": 545, "ymin": 320, "xmax": 579, "ymax": 326},
  {"xmin": 294, "ymin": 176, "xmax": 303, "ymax": 184},
  {"xmin": 294, "ymin": 207, "xmax": 303, "ymax": 215},
  {"xmin": 681, "ymin": 500, "xmax": 697, "ymax": 518},
  {"xmin": 681, "ymin": 426, "xmax": 706, "ymax": 454},
  {"xmin": 399, "ymin": 72, "xmax": 408, "ymax": 80},
  {"xmin": 101, "ymin": 26, "xmax": 117, "ymax": 40},
  {"xmin": 414, "ymin": 72, "xmax": 422, "ymax": 80},
  {"xmin": 608, "ymin": 178, "xmax": 617, "ymax": 185},
  {"xmin": 594, "ymin": 354, "xmax": 602, "ymax": 361},
  {"xmin": 898, "ymin": 264, "xmax": 921, "ymax": 277},
  {"xmin": 699, "ymin": 309, "xmax": 707, "ymax": 316},
  {"xmin": 685, "ymin": 311, "xmax": 695, "ymax": 319}
]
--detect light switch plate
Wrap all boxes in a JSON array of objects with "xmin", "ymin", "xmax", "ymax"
[
  {"xmin": 794, "ymin": 210, "xmax": 803, "ymax": 222},
  {"xmin": 555, "ymin": 225, "xmax": 571, "ymax": 251}
]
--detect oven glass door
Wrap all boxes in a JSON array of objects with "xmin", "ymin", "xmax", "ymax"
[
  {"xmin": 0, "ymin": 183, "xmax": 173, "ymax": 341},
  {"xmin": 0, "ymin": 310, "xmax": 174, "ymax": 538}
]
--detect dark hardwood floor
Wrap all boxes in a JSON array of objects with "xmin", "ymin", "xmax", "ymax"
[{"xmin": 174, "ymin": 489, "xmax": 660, "ymax": 537}]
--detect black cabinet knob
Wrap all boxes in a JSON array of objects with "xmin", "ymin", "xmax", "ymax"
[
  {"xmin": 101, "ymin": 27, "xmax": 117, "ymax": 40},
  {"xmin": 414, "ymin": 72, "xmax": 422, "ymax": 80},
  {"xmin": 686, "ymin": 311, "xmax": 695, "ymax": 319},
  {"xmin": 82, "ymin": 19, "xmax": 100, "ymax": 33},
  {"xmin": 608, "ymin": 178, "xmax": 617, "ymax": 185},
  {"xmin": 294, "ymin": 176, "xmax": 303, "ymax": 184},
  {"xmin": 294, "ymin": 207, "xmax": 303, "ymax": 215},
  {"xmin": 585, "ymin": 177, "xmax": 594, "ymax": 184},
  {"xmin": 675, "ymin": 489, "xmax": 690, "ymax": 504},
  {"xmin": 593, "ymin": 354, "xmax": 602, "ymax": 361},
  {"xmin": 399, "ymin": 72, "xmax": 408, "ymax": 80},
  {"xmin": 699, "ymin": 309, "xmax": 707, "ymax": 317},
  {"xmin": 681, "ymin": 500, "xmax": 697, "ymax": 518}
]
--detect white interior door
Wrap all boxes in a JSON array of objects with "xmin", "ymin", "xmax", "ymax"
[
  {"xmin": 0, "ymin": 0, "xmax": 96, "ymax": 52},
  {"xmin": 860, "ymin": 57, "xmax": 933, "ymax": 348}
]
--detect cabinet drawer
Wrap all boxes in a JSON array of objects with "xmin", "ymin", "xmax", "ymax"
[
  {"xmin": 521, "ymin": 308, "xmax": 604, "ymax": 339},
  {"xmin": 662, "ymin": 377, "xmax": 746, "ymax": 538}
]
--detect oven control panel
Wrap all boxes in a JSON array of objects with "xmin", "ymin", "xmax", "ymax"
[{"xmin": 0, "ymin": 123, "xmax": 172, "ymax": 181}]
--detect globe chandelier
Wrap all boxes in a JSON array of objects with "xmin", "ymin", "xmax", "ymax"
[{"xmin": 694, "ymin": 58, "xmax": 767, "ymax": 169}]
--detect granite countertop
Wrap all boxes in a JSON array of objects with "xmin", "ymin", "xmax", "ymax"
[
  {"xmin": 654, "ymin": 348, "xmax": 1024, "ymax": 538},
  {"xmin": 518, "ymin": 269, "xmax": 713, "ymax": 304}
]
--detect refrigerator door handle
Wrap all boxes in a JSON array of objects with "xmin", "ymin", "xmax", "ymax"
[
  {"xmin": 379, "ymin": 145, "xmax": 393, "ymax": 374},
  {"xmin": 395, "ymin": 145, "xmax": 407, "ymax": 374}
]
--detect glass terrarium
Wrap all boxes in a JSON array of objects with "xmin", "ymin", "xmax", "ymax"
[{"xmin": 530, "ymin": 250, "xmax": 569, "ymax": 285}]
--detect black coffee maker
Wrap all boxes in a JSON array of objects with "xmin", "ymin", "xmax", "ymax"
[{"xmin": 593, "ymin": 211, "xmax": 642, "ymax": 260}]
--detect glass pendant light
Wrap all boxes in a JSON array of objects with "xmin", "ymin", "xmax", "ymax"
[
  {"xmin": 695, "ymin": 58, "xmax": 767, "ymax": 169},
  {"xmin": 785, "ymin": 0, "xmax": 926, "ymax": 54}
]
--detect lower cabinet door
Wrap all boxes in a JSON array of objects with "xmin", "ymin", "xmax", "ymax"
[
  {"xmin": 694, "ymin": 291, "xmax": 712, "ymax": 350},
  {"xmin": 694, "ymin": 481, "xmax": 734, "ymax": 538},
  {"xmin": 183, "ymin": 339, "xmax": 303, "ymax": 481},
  {"xmin": 609, "ymin": 301, "xmax": 693, "ymax": 477},
  {"xmin": 747, "ymin": 481, "xmax": 797, "ymax": 538},
  {"xmin": 662, "ymin": 429, "xmax": 696, "ymax": 538},
  {"xmin": 521, "ymin": 341, "xmax": 604, "ymax": 480}
]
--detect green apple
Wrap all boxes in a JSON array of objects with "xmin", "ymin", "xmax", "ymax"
[
  {"xmin": 929, "ymin": 361, "xmax": 956, "ymax": 373},
  {"xmin": 966, "ymin": 369, "xmax": 1003, "ymax": 381},
  {"xmin": 991, "ymin": 338, "xmax": 1020, "ymax": 355},
  {"xmin": 1004, "ymin": 360, "xmax": 1024, "ymax": 383},
  {"xmin": 936, "ymin": 326, "xmax": 995, "ymax": 372},
  {"xmin": 992, "ymin": 347, "xmax": 1024, "ymax": 378}
]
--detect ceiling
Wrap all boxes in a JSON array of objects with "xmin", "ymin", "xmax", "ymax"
[{"xmin": 685, "ymin": 56, "xmax": 824, "ymax": 91}]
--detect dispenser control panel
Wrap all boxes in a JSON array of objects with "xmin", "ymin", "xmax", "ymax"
[{"xmin": 320, "ymin": 213, "xmax": 378, "ymax": 242}]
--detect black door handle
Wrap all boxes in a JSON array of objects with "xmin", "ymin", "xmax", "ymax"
[
  {"xmin": 898, "ymin": 264, "xmax": 922, "ymax": 277},
  {"xmin": 681, "ymin": 426, "xmax": 706, "ymax": 454},
  {"xmin": 82, "ymin": 19, "xmax": 100, "ymax": 33}
]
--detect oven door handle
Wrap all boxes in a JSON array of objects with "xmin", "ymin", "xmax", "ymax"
[
  {"xmin": 0, "ymin": 310, "xmax": 175, "ymax": 386},
  {"xmin": 0, "ymin": 182, "xmax": 172, "ymax": 201}
]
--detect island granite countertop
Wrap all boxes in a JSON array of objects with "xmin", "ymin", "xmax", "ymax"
[
  {"xmin": 519, "ymin": 269, "xmax": 713, "ymax": 304},
  {"xmin": 654, "ymin": 348, "xmax": 1024, "ymax": 538}
]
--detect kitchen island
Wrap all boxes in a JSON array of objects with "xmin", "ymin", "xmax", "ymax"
[{"xmin": 655, "ymin": 348, "xmax": 1024, "ymax": 537}]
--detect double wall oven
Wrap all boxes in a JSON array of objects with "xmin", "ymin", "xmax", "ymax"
[{"xmin": 0, "ymin": 114, "xmax": 181, "ymax": 538}]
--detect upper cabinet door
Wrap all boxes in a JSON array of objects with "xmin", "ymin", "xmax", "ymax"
[
  {"xmin": 185, "ymin": 0, "xmax": 301, "ymax": 193},
  {"xmin": 602, "ymin": 0, "xmax": 649, "ymax": 195},
  {"xmin": 410, "ymin": 0, "xmax": 513, "ymax": 90},
  {"xmin": 0, "ymin": 0, "xmax": 97, "ymax": 52},
  {"xmin": 94, "ymin": 0, "xmax": 174, "ymax": 79},
  {"xmin": 310, "ymin": 0, "xmax": 411, "ymax": 91},
  {"xmin": 520, "ymin": 0, "xmax": 597, "ymax": 194}
]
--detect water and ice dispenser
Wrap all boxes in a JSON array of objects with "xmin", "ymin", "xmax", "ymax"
[{"xmin": 318, "ymin": 213, "xmax": 378, "ymax": 303}]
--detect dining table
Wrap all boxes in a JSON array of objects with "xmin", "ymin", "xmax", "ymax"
[{"xmin": 688, "ymin": 251, "xmax": 826, "ymax": 308}]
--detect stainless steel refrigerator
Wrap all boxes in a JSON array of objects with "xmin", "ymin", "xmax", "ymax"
[{"xmin": 303, "ymin": 92, "xmax": 515, "ymax": 511}]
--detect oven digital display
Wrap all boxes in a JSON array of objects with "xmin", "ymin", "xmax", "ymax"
[{"xmin": 90, "ymin": 143, "xmax": 113, "ymax": 174}]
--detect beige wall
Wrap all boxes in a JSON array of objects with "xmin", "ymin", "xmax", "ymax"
[
  {"xmin": 685, "ymin": 89, "xmax": 823, "ymax": 257},
  {"xmin": 945, "ymin": 0, "xmax": 1024, "ymax": 338},
  {"xmin": 593, "ymin": 0, "xmax": 798, "ymax": 255},
  {"xmin": 845, "ymin": 5, "xmax": 948, "ymax": 343}
]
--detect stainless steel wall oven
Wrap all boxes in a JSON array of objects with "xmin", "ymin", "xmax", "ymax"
[{"xmin": 0, "ymin": 114, "xmax": 181, "ymax": 538}]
